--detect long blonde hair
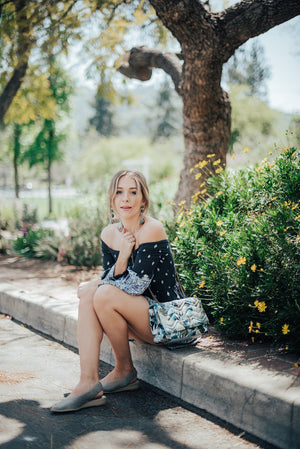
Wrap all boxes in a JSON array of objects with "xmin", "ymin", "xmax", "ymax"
[{"xmin": 108, "ymin": 170, "xmax": 150, "ymax": 218}]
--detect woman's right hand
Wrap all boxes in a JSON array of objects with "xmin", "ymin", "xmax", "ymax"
[{"xmin": 118, "ymin": 228, "xmax": 136, "ymax": 261}]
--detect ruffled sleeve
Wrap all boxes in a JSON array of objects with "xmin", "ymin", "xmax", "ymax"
[{"xmin": 99, "ymin": 240, "xmax": 170, "ymax": 296}]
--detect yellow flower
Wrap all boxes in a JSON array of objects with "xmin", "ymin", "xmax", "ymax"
[
  {"xmin": 256, "ymin": 166, "xmax": 263, "ymax": 172},
  {"xmin": 195, "ymin": 173, "xmax": 202, "ymax": 180},
  {"xmin": 294, "ymin": 362, "xmax": 299, "ymax": 368},
  {"xmin": 251, "ymin": 336, "xmax": 255, "ymax": 343},
  {"xmin": 270, "ymin": 196, "xmax": 277, "ymax": 201},
  {"xmin": 237, "ymin": 256, "xmax": 246, "ymax": 266},
  {"xmin": 207, "ymin": 153, "xmax": 216, "ymax": 158},
  {"xmin": 216, "ymin": 191, "xmax": 223, "ymax": 197},
  {"xmin": 220, "ymin": 317, "xmax": 224, "ymax": 323},
  {"xmin": 248, "ymin": 321, "xmax": 253, "ymax": 333},
  {"xmin": 292, "ymin": 203, "xmax": 299, "ymax": 210},
  {"xmin": 190, "ymin": 167, "xmax": 194, "ymax": 173},
  {"xmin": 196, "ymin": 160, "xmax": 208, "ymax": 169},
  {"xmin": 215, "ymin": 167, "xmax": 223, "ymax": 174},
  {"xmin": 213, "ymin": 159, "xmax": 221, "ymax": 166},
  {"xmin": 256, "ymin": 322, "xmax": 261, "ymax": 329},
  {"xmin": 251, "ymin": 264, "xmax": 257, "ymax": 272},
  {"xmin": 200, "ymin": 188, "xmax": 207, "ymax": 195},
  {"xmin": 254, "ymin": 301, "xmax": 267, "ymax": 312},
  {"xmin": 192, "ymin": 191, "xmax": 201, "ymax": 202},
  {"xmin": 216, "ymin": 220, "xmax": 223, "ymax": 226},
  {"xmin": 282, "ymin": 324, "xmax": 290, "ymax": 335},
  {"xmin": 220, "ymin": 230, "xmax": 226, "ymax": 236},
  {"xmin": 242, "ymin": 147, "xmax": 251, "ymax": 153},
  {"xmin": 197, "ymin": 251, "xmax": 201, "ymax": 257},
  {"xmin": 199, "ymin": 280, "xmax": 205, "ymax": 288},
  {"xmin": 261, "ymin": 157, "xmax": 268, "ymax": 164}
]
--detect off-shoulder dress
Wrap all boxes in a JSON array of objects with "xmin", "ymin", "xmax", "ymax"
[{"xmin": 99, "ymin": 239, "xmax": 202, "ymax": 347}]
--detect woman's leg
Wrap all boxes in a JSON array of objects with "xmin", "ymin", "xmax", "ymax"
[
  {"xmin": 70, "ymin": 279, "xmax": 104, "ymax": 397},
  {"xmin": 93, "ymin": 284, "xmax": 154, "ymax": 384}
]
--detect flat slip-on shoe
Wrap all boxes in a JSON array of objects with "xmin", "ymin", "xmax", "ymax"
[
  {"xmin": 50, "ymin": 382, "xmax": 106, "ymax": 413},
  {"xmin": 102, "ymin": 368, "xmax": 139, "ymax": 393}
]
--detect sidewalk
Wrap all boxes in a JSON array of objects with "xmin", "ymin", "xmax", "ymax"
[{"xmin": 0, "ymin": 255, "xmax": 299, "ymax": 449}]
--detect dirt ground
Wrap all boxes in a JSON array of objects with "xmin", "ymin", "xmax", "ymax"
[{"xmin": 0, "ymin": 253, "xmax": 102, "ymax": 286}]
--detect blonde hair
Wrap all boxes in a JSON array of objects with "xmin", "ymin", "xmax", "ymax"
[{"xmin": 108, "ymin": 170, "xmax": 150, "ymax": 217}]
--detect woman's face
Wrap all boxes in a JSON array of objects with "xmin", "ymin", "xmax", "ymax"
[{"xmin": 113, "ymin": 175, "xmax": 145, "ymax": 221}]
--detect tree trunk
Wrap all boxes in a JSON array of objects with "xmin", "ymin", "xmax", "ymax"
[
  {"xmin": 174, "ymin": 58, "xmax": 231, "ymax": 206},
  {"xmin": 0, "ymin": 59, "xmax": 29, "ymax": 123},
  {"xmin": 47, "ymin": 124, "xmax": 54, "ymax": 215},
  {"xmin": 13, "ymin": 123, "xmax": 22, "ymax": 199},
  {"xmin": 47, "ymin": 157, "xmax": 52, "ymax": 215}
]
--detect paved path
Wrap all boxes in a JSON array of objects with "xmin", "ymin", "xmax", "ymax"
[{"xmin": 0, "ymin": 318, "xmax": 276, "ymax": 449}]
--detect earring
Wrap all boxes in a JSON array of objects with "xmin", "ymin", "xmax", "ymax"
[
  {"xmin": 140, "ymin": 205, "xmax": 145, "ymax": 225},
  {"xmin": 118, "ymin": 222, "xmax": 123, "ymax": 232},
  {"xmin": 110, "ymin": 208, "xmax": 114, "ymax": 223}
]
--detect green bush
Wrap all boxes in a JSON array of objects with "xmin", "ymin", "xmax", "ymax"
[
  {"xmin": 0, "ymin": 201, "xmax": 38, "ymax": 233},
  {"xmin": 13, "ymin": 228, "xmax": 55, "ymax": 258},
  {"xmin": 57, "ymin": 198, "xmax": 106, "ymax": 267},
  {"xmin": 170, "ymin": 147, "xmax": 300, "ymax": 351}
]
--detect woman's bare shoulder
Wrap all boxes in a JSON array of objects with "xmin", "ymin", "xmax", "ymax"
[
  {"xmin": 101, "ymin": 224, "xmax": 118, "ymax": 245},
  {"xmin": 139, "ymin": 217, "xmax": 167, "ymax": 244}
]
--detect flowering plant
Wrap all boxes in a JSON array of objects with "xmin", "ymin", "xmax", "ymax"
[{"xmin": 170, "ymin": 147, "xmax": 300, "ymax": 351}]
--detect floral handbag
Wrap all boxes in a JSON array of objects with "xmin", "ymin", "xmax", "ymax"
[{"xmin": 148, "ymin": 294, "xmax": 209, "ymax": 345}]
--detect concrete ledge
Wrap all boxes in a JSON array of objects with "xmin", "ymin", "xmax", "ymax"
[{"xmin": 1, "ymin": 284, "xmax": 299, "ymax": 449}]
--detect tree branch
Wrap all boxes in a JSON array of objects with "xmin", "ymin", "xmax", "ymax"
[
  {"xmin": 149, "ymin": 0, "xmax": 214, "ymax": 46},
  {"xmin": 219, "ymin": 0, "xmax": 300, "ymax": 61},
  {"xmin": 117, "ymin": 46, "xmax": 183, "ymax": 95}
]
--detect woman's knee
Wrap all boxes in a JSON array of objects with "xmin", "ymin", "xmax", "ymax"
[
  {"xmin": 77, "ymin": 280, "xmax": 98, "ymax": 307},
  {"xmin": 93, "ymin": 284, "xmax": 115, "ymax": 311}
]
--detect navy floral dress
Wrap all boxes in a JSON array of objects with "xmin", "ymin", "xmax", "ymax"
[
  {"xmin": 99, "ymin": 239, "xmax": 183, "ymax": 302},
  {"xmin": 99, "ymin": 239, "xmax": 208, "ymax": 347}
]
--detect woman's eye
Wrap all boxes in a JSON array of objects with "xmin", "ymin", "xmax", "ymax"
[
  {"xmin": 116, "ymin": 190, "xmax": 122, "ymax": 195},
  {"xmin": 131, "ymin": 191, "xmax": 137, "ymax": 195}
]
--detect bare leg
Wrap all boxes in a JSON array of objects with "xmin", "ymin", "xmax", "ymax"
[
  {"xmin": 93, "ymin": 284, "xmax": 154, "ymax": 384},
  {"xmin": 70, "ymin": 279, "xmax": 104, "ymax": 398}
]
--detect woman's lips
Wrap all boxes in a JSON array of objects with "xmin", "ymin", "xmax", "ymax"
[{"xmin": 121, "ymin": 206, "xmax": 131, "ymax": 210}]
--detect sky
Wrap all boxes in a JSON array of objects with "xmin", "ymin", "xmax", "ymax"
[{"xmin": 258, "ymin": 16, "xmax": 300, "ymax": 114}]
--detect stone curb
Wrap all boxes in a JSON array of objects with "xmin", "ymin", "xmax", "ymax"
[{"xmin": 0, "ymin": 283, "xmax": 299, "ymax": 449}]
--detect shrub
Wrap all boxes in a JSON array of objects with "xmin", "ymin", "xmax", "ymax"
[
  {"xmin": 13, "ymin": 228, "xmax": 55, "ymax": 258},
  {"xmin": 170, "ymin": 147, "xmax": 300, "ymax": 351},
  {"xmin": 0, "ymin": 201, "xmax": 38, "ymax": 232},
  {"xmin": 57, "ymin": 198, "xmax": 106, "ymax": 267}
]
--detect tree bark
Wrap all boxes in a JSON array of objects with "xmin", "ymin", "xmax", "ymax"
[{"xmin": 118, "ymin": 0, "xmax": 300, "ymax": 207}]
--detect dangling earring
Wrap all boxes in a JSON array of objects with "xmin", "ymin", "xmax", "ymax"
[
  {"xmin": 110, "ymin": 207, "xmax": 114, "ymax": 223},
  {"xmin": 140, "ymin": 205, "xmax": 145, "ymax": 225},
  {"xmin": 118, "ymin": 222, "xmax": 123, "ymax": 232}
]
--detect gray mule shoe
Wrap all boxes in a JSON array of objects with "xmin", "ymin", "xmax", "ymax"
[
  {"xmin": 51, "ymin": 382, "xmax": 106, "ymax": 413},
  {"xmin": 102, "ymin": 368, "xmax": 139, "ymax": 393}
]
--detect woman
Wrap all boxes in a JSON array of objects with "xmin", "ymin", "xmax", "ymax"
[{"xmin": 51, "ymin": 170, "xmax": 197, "ymax": 413}]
